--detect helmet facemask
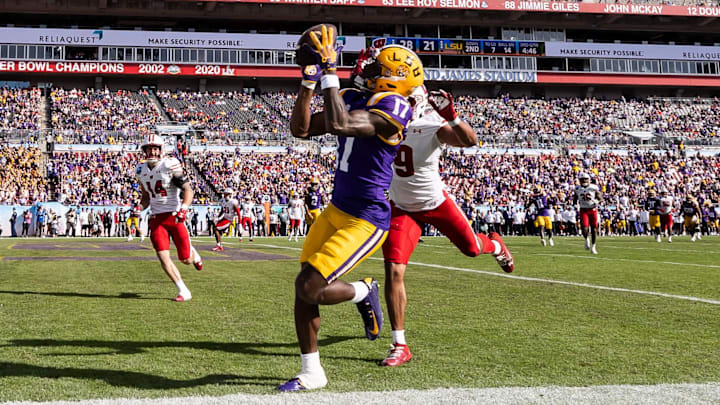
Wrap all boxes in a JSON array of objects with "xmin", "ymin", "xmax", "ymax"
[{"xmin": 142, "ymin": 145, "xmax": 162, "ymax": 166}]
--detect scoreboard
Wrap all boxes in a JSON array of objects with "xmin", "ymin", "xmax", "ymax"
[{"xmin": 371, "ymin": 37, "xmax": 544, "ymax": 56}]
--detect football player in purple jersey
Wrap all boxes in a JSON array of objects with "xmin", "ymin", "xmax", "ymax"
[{"xmin": 278, "ymin": 25, "xmax": 424, "ymax": 392}]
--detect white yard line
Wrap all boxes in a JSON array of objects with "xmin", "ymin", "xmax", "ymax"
[
  {"xmin": 600, "ymin": 245, "xmax": 720, "ymax": 254},
  {"xmin": 535, "ymin": 253, "xmax": 720, "ymax": 270},
  {"xmin": 252, "ymin": 244, "xmax": 720, "ymax": 306},
  {"xmin": 6, "ymin": 383, "xmax": 720, "ymax": 405}
]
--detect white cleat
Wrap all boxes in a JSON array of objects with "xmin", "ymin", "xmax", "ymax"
[
  {"xmin": 656, "ymin": 235, "xmax": 661, "ymax": 243},
  {"xmin": 668, "ymin": 236, "xmax": 672, "ymax": 243},
  {"xmin": 698, "ymin": 234, "xmax": 702, "ymax": 240},
  {"xmin": 591, "ymin": 245, "xmax": 598, "ymax": 255},
  {"xmin": 691, "ymin": 235, "xmax": 696, "ymax": 242},
  {"xmin": 548, "ymin": 238, "xmax": 554, "ymax": 247},
  {"xmin": 541, "ymin": 238, "xmax": 547, "ymax": 247},
  {"xmin": 584, "ymin": 238, "xmax": 590, "ymax": 250},
  {"xmin": 126, "ymin": 236, "xmax": 133, "ymax": 242}
]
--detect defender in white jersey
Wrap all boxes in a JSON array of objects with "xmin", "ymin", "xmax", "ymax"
[
  {"xmin": 287, "ymin": 193, "xmax": 304, "ymax": 242},
  {"xmin": 239, "ymin": 195, "xmax": 256, "ymax": 241},
  {"xmin": 380, "ymin": 85, "xmax": 514, "ymax": 368},
  {"xmin": 573, "ymin": 172, "xmax": 602, "ymax": 254},
  {"xmin": 213, "ymin": 188, "xmax": 241, "ymax": 251},
  {"xmin": 136, "ymin": 134, "xmax": 203, "ymax": 302},
  {"xmin": 657, "ymin": 189, "xmax": 675, "ymax": 242}
]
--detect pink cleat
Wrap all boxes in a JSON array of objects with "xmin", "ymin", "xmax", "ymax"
[
  {"xmin": 381, "ymin": 343, "xmax": 413, "ymax": 367},
  {"xmin": 489, "ymin": 232, "xmax": 514, "ymax": 273}
]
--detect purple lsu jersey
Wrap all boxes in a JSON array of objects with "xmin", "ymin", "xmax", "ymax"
[
  {"xmin": 305, "ymin": 190, "xmax": 324, "ymax": 210},
  {"xmin": 531, "ymin": 195, "xmax": 551, "ymax": 216},
  {"xmin": 331, "ymin": 88, "xmax": 413, "ymax": 230}
]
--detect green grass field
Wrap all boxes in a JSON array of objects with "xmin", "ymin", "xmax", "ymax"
[{"xmin": 0, "ymin": 235, "xmax": 719, "ymax": 402}]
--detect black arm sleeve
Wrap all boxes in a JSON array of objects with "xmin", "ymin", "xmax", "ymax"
[{"xmin": 171, "ymin": 174, "xmax": 189, "ymax": 188}]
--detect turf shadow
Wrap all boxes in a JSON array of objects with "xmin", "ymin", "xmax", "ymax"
[
  {"xmin": 0, "ymin": 361, "xmax": 278, "ymax": 389},
  {"xmin": 0, "ymin": 290, "xmax": 164, "ymax": 300},
  {"xmin": 4, "ymin": 335, "xmax": 377, "ymax": 363}
]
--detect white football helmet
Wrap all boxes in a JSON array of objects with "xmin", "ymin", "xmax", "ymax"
[
  {"xmin": 223, "ymin": 188, "xmax": 234, "ymax": 196},
  {"xmin": 141, "ymin": 134, "xmax": 165, "ymax": 164}
]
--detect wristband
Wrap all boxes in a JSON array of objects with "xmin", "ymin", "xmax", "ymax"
[
  {"xmin": 320, "ymin": 74, "xmax": 340, "ymax": 90},
  {"xmin": 301, "ymin": 80, "xmax": 317, "ymax": 90},
  {"xmin": 448, "ymin": 117, "xmax": 462, "ymax": 127},
  {"xmin": 181, "ymin": 204, "xmax": 189, "ymax": 210}
]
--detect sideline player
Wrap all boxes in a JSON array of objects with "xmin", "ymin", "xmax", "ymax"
[
  {"xmin": 304, "ymin": 179, "xmax": 324, "ymax": 227},
  {"xmin": 213, "ymin": 188, "xmax": 241, "ymax": 251},
  {"xmin": 573, "ymin": 172, "xmax": 602, "ymax": 255},
  {"xmin": 380, "ymin": 84, "xmax": 514, "ymax": 367},
  {"xmin": 136, "ymin": 134, "xmax": 203, "ymax": 301},
  {"xmin": 239, "ymin": 195, "xmax": 255, "ymax": 242},
  {"xmin": 125, "ymin": 200, "xmax": 145, "ymax": 242},
  {"xmin": 657, "ymin": 189, "xmax": 675, "ymax": 243},
  {"xmin": 682, "ymin": 193, "xmax": 702, "ymax": 241},
  {"xmin": 279, "ymin": 27, "xmax": 423, "ymax": 391},
  {"xmin": 288, "ymin": 193, "xmax": 304, "ymax": 242},
  {"xmin": 645, "ymin": 189, "xmax": 661, "ymax": 242},
  {"xmin": 527, "ymin": 187, "xmax": 554, "ymax": 246}
]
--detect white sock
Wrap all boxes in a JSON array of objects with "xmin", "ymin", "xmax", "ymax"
[
  {"xmin": 350, "ymin": 281, "xmax": 370, "ymax": 304},
  {"xmin": 491, "ymin": 240, "xmax": 502, "ymax": 255},
  {"xmin": 392, "ymin": 330, "xmax": 406, "ymax": 345},
  {"xmin": 300, "ymin": 351, "xmax": 322, "ymax": 374},
  {"xmin": 175, "ymin": 279, "xmax": 189, "ymax": 294},
  {"xmin": 297, "ymin": 352, "xmax": 326, "ymax": 389}
]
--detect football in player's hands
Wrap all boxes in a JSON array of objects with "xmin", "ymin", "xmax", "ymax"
[
  {"xmin": 295, "ymin": 24, "xmax": 338, "ymax": 66},
  {"xmin": 428, "ymin": 89, "xmax": 458, "ymax": 122}
]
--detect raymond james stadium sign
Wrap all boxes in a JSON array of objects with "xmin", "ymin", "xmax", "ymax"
[{"xmin": 424, "ymin": 68, "xmax": 537, "ymax": 82}]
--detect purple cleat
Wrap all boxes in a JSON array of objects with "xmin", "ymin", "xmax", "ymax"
[
  {"xmin": 356, "ymin": 277, "xmax": 383, "ymax": 340},
  {"xmin": 278, "ymin": 378, "xmax": 307, "ymax": 392}
]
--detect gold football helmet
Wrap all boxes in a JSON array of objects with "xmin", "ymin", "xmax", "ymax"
[{"xmin": 361, "ymin": 45, "xmax": 424, "ymax": 97}]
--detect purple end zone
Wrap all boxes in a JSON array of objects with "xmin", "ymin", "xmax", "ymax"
[
  {"xmin": 12, "ymin": 243, "xmax": 148, "ymax": 251},
  {"xmin": 5, "ymin": 241, "xmax": 291, "ymax": 261}
]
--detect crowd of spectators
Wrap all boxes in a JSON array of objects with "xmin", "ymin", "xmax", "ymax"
[
  {"xmin": 4, "ymin": 144, "xmax": 720, "ymax": 239},
  {"xmin": 6, "ymin": 86, "xmax": 720, "ymax": 147},
  {"xmin": 50, "ymin": 88, "xmax": 161, "ymax": 134},
  {"xmin": 189, "ymin": 148, "xmax": 334, "ymax": 205},
  {"xmin": 0, "ymin": 87, "xmax": 42, "ymax": 131},
  {"xmin": 454, "ymin": 95, "xmax": 720, "ymax": 146},
  {"xmin": 0, "ymin": 146, "xmax": 48, "ymax": 205},
  {"xmin": 157, "ymin": 90, "xmax": 292, "ymax": 143},
  {"xmin": 442, "ymin": 147, "xmax": 720, "ymax": 210},
  {"xmin": 49, "ymin": 150, "xmax": 143, "ymax": 205}
]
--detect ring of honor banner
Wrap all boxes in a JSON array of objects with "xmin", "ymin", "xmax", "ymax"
[{"xmin": 190, "ymin": 0, "xmax": 720, "ymax": 17}]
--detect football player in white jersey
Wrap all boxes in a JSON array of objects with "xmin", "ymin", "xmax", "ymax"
[
  {"xmin": 288, "ymin": 193, "xmax": 305, "ymax": 242},
  {"xmin": 379, "ymin": 85, "xmax": 514, "ymax": 367},
  {"xmin": 239, "ymin": 195, "xmax": 256, "ymax": 242},
  {"xmin": 573, "ymin": 172, "xmax": 602, "ymax": 254},
  {"xmin": 135, "ymin": 134, "xmax": 203, "ymax": 302},
  {"xmin": 213, "ymin": 188, "xmax": 241, "ymax": 251},
  {"xmin": 657, "ymin": 189, "xmax": 675, "ymax": 243}
]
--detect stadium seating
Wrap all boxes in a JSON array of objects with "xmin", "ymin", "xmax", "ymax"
[{"xmin": 0, "ymin": 88, "xmax": 42, "ymax": 131}]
